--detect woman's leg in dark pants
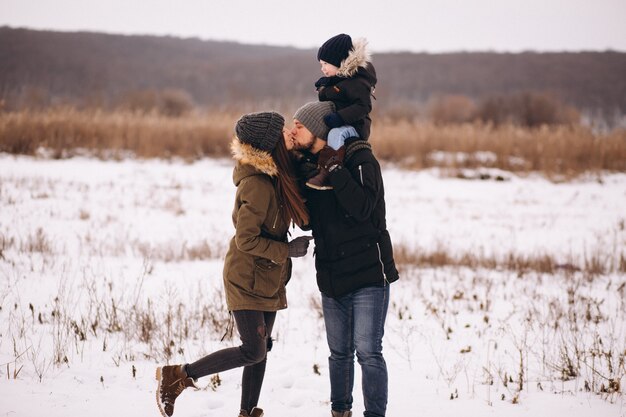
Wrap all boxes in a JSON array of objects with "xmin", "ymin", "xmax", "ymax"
[
  {"xmin": 183, "ymin": 310, "xmax": 276, "ymax": 414},
  {"xmin": 240, "ymin": 311, "xmax": 275, "ymax": 413}
]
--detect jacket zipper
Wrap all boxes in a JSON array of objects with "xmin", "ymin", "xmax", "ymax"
[
  {"xmin": 272, "ymin": 206, "xmax": 280, "ymax": 229},
  {"xmin": 363, "ymin": 164, "xmax": 385, "ymax": 284},
  {"xmin": 376, "ymin": 242, "xmax": 389, "ymax": 285}
]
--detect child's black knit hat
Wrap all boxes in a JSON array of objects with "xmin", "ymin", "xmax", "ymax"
[{"xmin": 317, "ymin": 34, "xmax": 353, "ymax": 67}]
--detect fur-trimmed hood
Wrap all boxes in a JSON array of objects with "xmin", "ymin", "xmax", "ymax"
[
  {"xmin": 231, "ymin": 138, "xmax": 278, "ymax": 184},
  {"xmin": 337, "ymin": 37, "xmax": 374, "ymax": 80}
]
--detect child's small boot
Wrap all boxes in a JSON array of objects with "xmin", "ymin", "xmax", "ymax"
[{"xmin": 306, "ymin": 146, "xmax": 345, "ymax": 190}]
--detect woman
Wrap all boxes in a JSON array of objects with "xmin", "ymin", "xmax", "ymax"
[{"xmin": 156, "ymin": 112, "xmax": 312, "ymax": 417}]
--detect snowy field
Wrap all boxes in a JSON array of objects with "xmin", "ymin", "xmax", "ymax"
[{"xmin": 1, "ymin": 154, "xmax": 625, "ymax": 417}]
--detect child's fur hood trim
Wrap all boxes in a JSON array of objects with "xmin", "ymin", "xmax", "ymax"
[
  {"xmin": 231, "ymin": 137, "xmax": 278, "ymax": 177},
  {"xmin": 337, "ymin": 38, "xmax": 371, "ymax": 78}
]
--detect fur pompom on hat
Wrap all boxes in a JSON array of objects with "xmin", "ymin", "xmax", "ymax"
[
  {"xmin": 235, "ymin": 111, "xmax": 285, "ymax": 152},
  {"xmin": 293, "ymin": 101, "xmax": 335, "ymax": 140},
  {"xmin": 317, "ymin": 33, "xmax": 353, "ymax": 67}
]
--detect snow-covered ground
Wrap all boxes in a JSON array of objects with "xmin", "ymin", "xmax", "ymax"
[{"xmin": 1, "ymin": 154, "xmax": 624, "ymax": 417}]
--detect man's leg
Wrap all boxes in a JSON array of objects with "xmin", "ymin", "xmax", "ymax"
[
  {"xmin": 353, "ymin": 285, "xmax": 390, "ymax": 417},
  {"xmin": 322, "ymin": 292, "xmax": 355, "ymax": 414}
]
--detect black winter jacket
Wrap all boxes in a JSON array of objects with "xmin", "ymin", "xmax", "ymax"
[
  {"xmin": 315, "ymin": 37, "xmax": 377, "ymax": 141},
  {"xmin": 316, "ymin": 64, "xmax": 377, "ymax": 141},
  {"xmin": 297, "ymin": 139, "xmax": 399, "ymax": 298}
]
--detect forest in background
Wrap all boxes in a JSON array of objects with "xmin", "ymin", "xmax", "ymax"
[
  {"xmin": 1, "ymin": 27, "xmax": 625, "ymax": 178},
  {"xmin": 1, "ymin": 26, "xmax": 625, "ymax": 125}
]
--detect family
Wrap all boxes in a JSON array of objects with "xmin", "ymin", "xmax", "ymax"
[{"xmin": 155, "ymin": 33, "xmax": 399, "ymax": 417}]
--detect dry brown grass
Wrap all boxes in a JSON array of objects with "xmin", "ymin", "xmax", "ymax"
[
  {"xmin": 370, "ymin": 118, "xmax": 626, "ymax": 178},
  {"xmin": 1, "ymin": 107, "xmax": 625, "ymax": 177},
  {"xmin": 0, "ymin": 107, "xmax": 236, "ymax": 159},
  {"xmin": 393, "ymin": 243, "xmax": 623, "ymax": 276}
]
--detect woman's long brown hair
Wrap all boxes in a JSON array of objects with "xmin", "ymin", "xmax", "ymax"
[{"xmin": 271, "ymin": 135, "xmax": 309, "ymax": 227}]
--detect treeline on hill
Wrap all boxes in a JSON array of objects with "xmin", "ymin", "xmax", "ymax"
[
  {"xmin": 1, "ymin": 27, "xmax": 626, "ymax": 178},
  {"xmin": 1, "ymin": 26, "xmax": 626, "ymax": 124}
]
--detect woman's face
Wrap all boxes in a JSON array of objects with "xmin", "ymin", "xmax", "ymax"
[{"xmin": 282, "ymin": 127, "xmax": 294, "ymax": 150}]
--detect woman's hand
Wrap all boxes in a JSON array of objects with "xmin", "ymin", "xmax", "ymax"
[{"xmin": 287, "ymin": 236, "xmax": 313, "ymax": 258}]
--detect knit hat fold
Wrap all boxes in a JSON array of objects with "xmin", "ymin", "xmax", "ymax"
[
  {"xmin": 293, "ymin": 101, "xmax": 336, "ymax": 140},
  {"xmin": 317, "ymin": 33, "xmax": 353, "ymax": 67},
  {"xmin": 235, "ymin": 111, "xmax": 285, "ymax": 152}
]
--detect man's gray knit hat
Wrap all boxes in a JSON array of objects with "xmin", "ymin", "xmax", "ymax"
[
  {"xmin": 293, "ymin": 101, "xmax": 336, "ymax": 140},
  {"xmin": 235, "ymin": 111, "xmax": 285, "ymax": 152}
]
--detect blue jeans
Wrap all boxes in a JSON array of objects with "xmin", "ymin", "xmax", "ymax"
[
  {"xmin": 327, "ymin": 126, "xmax": 359, "ymax": 150},
  {"xmin": 322, "ymin": 285, "xmax": 390, "ymax": 417}
]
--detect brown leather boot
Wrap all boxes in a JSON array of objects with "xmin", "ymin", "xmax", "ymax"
[
  {"xmin": 250, "ymin": 408, "xmax": 264, "ymax": 417},
  {"xmin": 156, "ymin": 365, "xmax": 198, "ymax": 417},
  {"xmin": 306, "ymin": 146, "xmax": 345, "ymax": 190},
  {"xmin": 239, "ymin": 407, "xmax": 264, "ymax": 417},
  {"xmin": 331, "ymin": 410, "xmax": 352, "ymax": 417}
]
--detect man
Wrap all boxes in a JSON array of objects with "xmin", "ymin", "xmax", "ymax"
[{"xmin": 290, "ymin": 101, "xmax": 399, "ymax": 417}]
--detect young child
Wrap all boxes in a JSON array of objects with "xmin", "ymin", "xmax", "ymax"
[{"xmin": 306, "ymin": 33, "xmax": 377, "ymax": 190}]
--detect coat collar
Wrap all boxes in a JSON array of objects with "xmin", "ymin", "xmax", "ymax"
[
  {"xmin": 231, "ymin": 138, "xmax": 278, "ymax": 178},
  {"xmin": 337, "ymin": 37, "xmax": 371, "ymax": 78}
]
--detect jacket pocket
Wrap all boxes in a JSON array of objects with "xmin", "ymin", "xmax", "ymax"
[
  {"xmin": 252, "ymin": 257, "xmax": 282, "ymax": 298},
  {"xmin": 333, "ymin": 236, "xmax": 381, "ymax": 275},
  {"xmin": 321, "ymin": 84, "xmax": 346, "ymax": 102},
  {"xmin": 317, "ymin": 238, "xmax": 384, "ymax": 298}
]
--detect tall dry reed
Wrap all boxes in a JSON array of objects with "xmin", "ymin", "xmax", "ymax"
[
  {"xmin": 0, "ymin": 107, "xmax": 236, "ymax": 159},
  {"xmin": 1, "ymin": 108, "xmax": 625, "ymax": 177},
  {"xmin": 371, "ymin": 118, "xmax": 626, "ymax": 177}
]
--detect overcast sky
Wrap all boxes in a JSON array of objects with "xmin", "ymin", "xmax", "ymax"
[{"xmin": 1, "ymin": 0, "xmax": 625, "ymax": 53}]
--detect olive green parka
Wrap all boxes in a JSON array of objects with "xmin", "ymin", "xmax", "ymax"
[{"xmin": 222, "ymin": 138, "xmax": 292, "ymax": 312}]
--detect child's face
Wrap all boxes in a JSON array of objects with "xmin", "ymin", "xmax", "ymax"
[{"xmin": 320, "ymin": 60, "xmax": 339, "ymax": 77}]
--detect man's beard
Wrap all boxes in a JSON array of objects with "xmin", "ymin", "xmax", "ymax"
[{"xmin": 292, "ymin": 134, "xmax": 315, "ymax": 151}]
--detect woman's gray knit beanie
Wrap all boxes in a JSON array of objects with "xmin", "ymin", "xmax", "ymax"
[
  {"xmin": 235, "ymin": 111, "xmax": 285, "ymax": 152},
  {"xmin": 293, "ymin": 101, "xmax": 336, "ymax": 140}
]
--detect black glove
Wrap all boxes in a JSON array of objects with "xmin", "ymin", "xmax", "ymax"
[
  {"xmin": 315, "ymin": 77, "xmax": 330, "ymax": 89},
  {"xmin": 288, "ymin": 236, "xmax": 313, "ymax": 258},
  {"xmin": 295, "ymin": 159, "xmax": 319, "ymax": 182},
  {"xmin": 324, "ymin": 112, "xmax": 344, "ymax": 128}
]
